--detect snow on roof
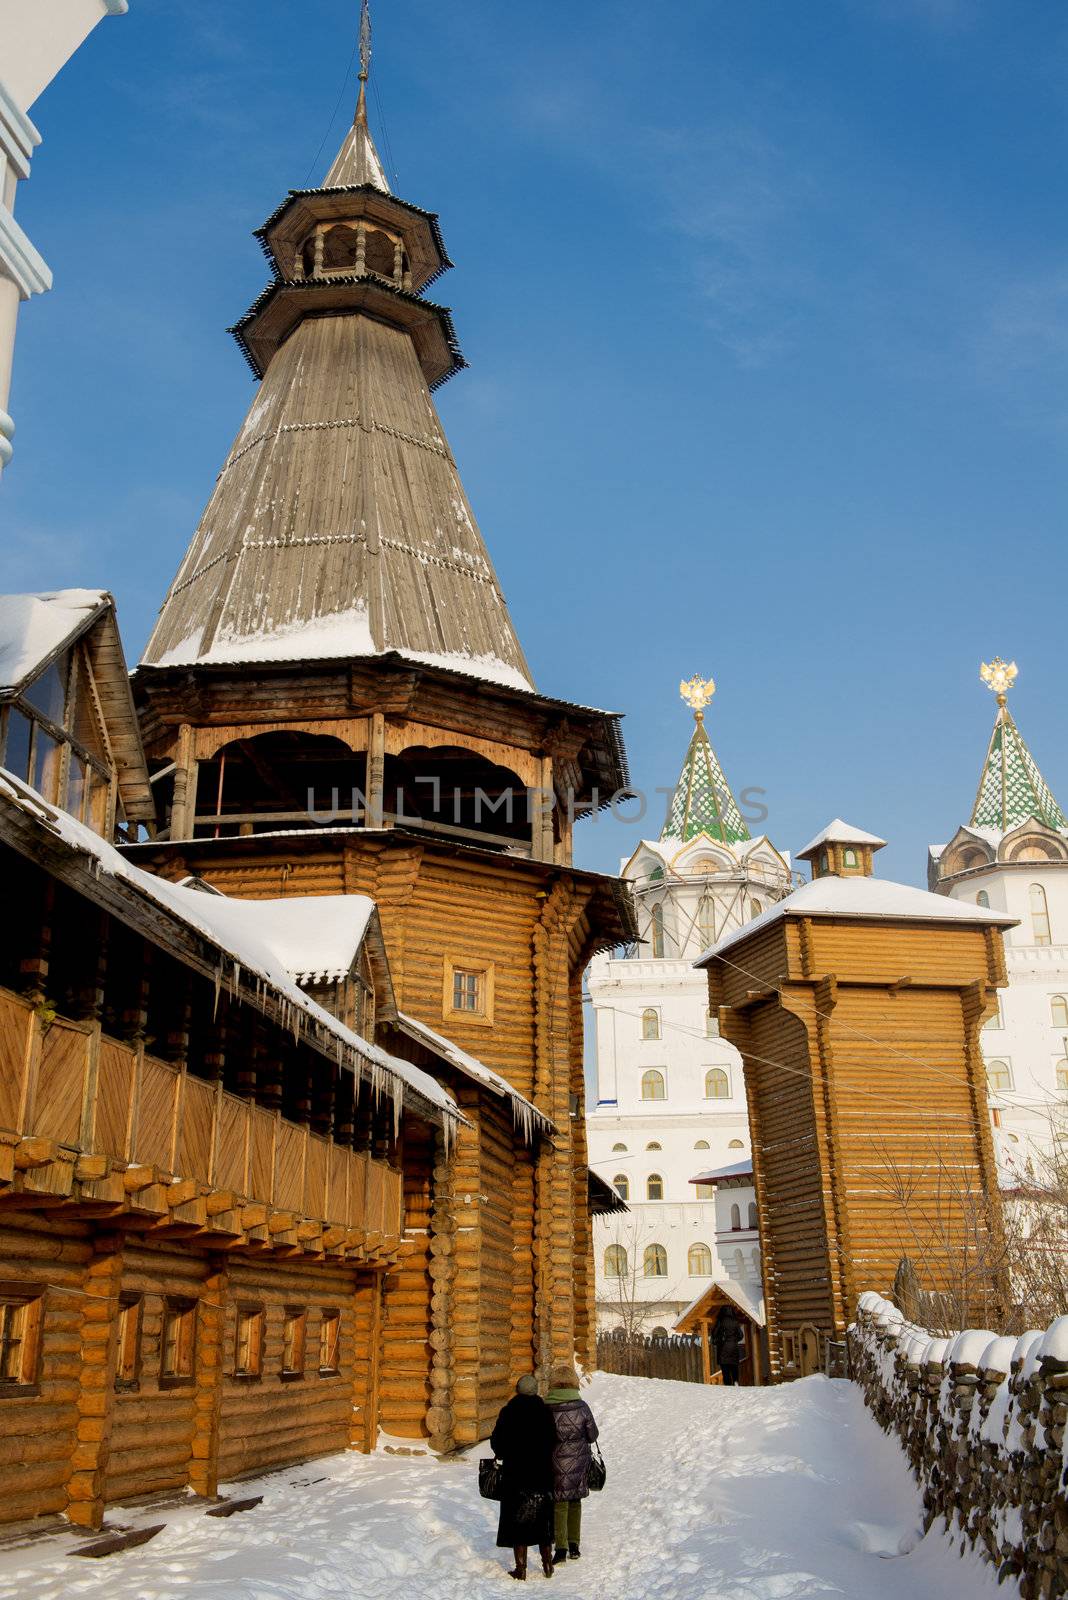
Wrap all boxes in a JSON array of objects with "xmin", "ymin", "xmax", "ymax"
[
  {"xmin": 0, "ymin": 589, "xmax": 108, "ymax": 694},
  {"xmin": 394, "ymin": 1011, "xmax": 553, "ymax": 1145},
  {"xmin": 144, "ymin": 610, "xmax": 534, "ymax": 694},
  {"xmin": 796, "ymin": 819, "xmax": 887, "ymax": 858},
  {"xmin": 0, "ymin": 768, "xmax": 462, "ymax": 1131},
  {"xmin": 696, "ymin": 872, "xmax": 1018, "ymax": 964},
  {"xmin": 675, "ymin": 1277, "xmax": 766, "ymax": 1331},
  {"xmin": 626, "ymin": 834, "xmax": 790, "ymax": 876},
  {"xmin": 194, "ymin": 892, "xmax": 377, "ymax": 985},
  {"xmin": 690, "ymin": 1159, "xmax": 754, "ymax": 1185}
]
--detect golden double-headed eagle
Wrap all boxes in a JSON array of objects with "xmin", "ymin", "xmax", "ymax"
[{"xmin": 679, "ymin": 675, "xmax": 716, "ymax": 715}]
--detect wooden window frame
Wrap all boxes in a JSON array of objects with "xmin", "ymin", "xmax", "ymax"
[
  {"xmin": 687, "ymin": 1244, "xmax": 712, "ymax": 1277},
  {"xmin": 281, "ymin": 1306, "xmax": 307, "ymax": 1381},
  {"xmin": 705, "ymin": 1067, "xmax": 730, "ymax": 1100},
  {"xmin": 233, "ymin": 1303, "xmax": 266, "ymax": 1381},
  {"xmin": 159, "ymin": 1297, "xmax": 197, "ymax": 1389},
  {"xmin": 442, "ymin": 957, "xmax": 495, "ymax": 1026},
  {"xmin": 642, "ymin": 1243, "xmax": 667, "ymax": 1279},
  {"xmin": 114, "ymin": 1294, "xmax": 143, "ymax": 1393},
  {"xmin": 640, "ymin": 1069, "xmax": 666, "ymax": 1102},
  {"xmin": 603, "ymin": 1245, "xmax": 627, "ymax": 1280},
  {"xmin": 0, "ymin": 1283, "xmax": 43, "ymax": 1398},
  {"xmin": 612, "ymin": 1174, "xmax": 629, "ymax": 1201},
  {"xmin": 646, "ymin": 1173, "xmax": 664, "ymax": 1201},
  {"xmin": 318, "ymin": 1308, "xmax": 342, "ymax": 1377}
]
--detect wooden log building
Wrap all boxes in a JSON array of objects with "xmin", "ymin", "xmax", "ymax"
[
  {"xmin": 0, "ymin": 38, "xmax": 634, "ymax": 1526},
  {"xmin": 696, "ymin": 820, "xmax": 1014, "ymax": 1381}
]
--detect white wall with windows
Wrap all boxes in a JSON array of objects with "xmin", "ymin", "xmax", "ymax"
[
  {"xmin": 932, "ymin": 840, "xmax": 1068, "ymax": 1167},
  {"xmin": 587, "ymin": 832, "xmax": 792, "ymax": 1330}
]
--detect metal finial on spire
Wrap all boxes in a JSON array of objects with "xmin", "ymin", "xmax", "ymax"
[
  {"xmin": 680, "ymin": 674, "xmax": 716, "ymax": 722},
  {"xmin": 354, "ymin": 0, "xmax": 372, "ymax": 125},
  {"xmin": 980, "ymin": 656, "xmax": 1018, "ymax": 708}
]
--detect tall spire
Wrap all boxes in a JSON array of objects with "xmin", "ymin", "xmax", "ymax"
[
  {"xmin": 139, "ymin": 12, "xmax": 533, "ymax": 691},
  {"xmin": 970, "ymin": 658, "xmax": 1066, "ymax": 834},
  {"xmin": 661, "ymin": 676, "xmax": 751, "ymax": 844},
  {"xmin": 324, "ymin": 1, "xmax": 390, "ymax": 191}
]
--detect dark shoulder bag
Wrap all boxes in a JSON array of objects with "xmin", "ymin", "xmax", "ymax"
[
  {"xmin": 479, "ymin": 1457, "xmax": 504, "ymax": 1500},
  {"xmin": 587, "ymin": 1441, "xmax": 607, "ymax": 1492}
]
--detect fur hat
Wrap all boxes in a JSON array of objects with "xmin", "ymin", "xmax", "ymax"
[
  {"xmin": 550, "ymin": 1364, "xmax": 580, "ymax": 1389},
  {"xmin": 516, "ymin": 1375, "xmax": 538, "ymax": 1396}
]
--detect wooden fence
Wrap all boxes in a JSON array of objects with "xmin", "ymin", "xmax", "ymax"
[
  {"xmin": 0, "ymin": 985, "xmax": 403, "ymax": 1240},
  {"xmin": 596, "ymin": 1328, "xmax": 704, "ymax": 1384}
]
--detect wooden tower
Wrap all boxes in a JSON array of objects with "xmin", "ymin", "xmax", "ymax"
[
  {"xmin": 696, "ymin": 820, "xmax": 1013, "ymax": 1381},
  {"xmin": 131, "ymin": 25, "xmax": 633, "ymax": 1449}
]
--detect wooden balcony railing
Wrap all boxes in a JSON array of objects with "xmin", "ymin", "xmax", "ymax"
[{"xmin": 0, "ymin": 986, "xmax": 403, "ymax": 1253}]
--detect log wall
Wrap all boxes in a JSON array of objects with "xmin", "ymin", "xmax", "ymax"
[{"xmin": 712, "ymin": 912, "xmax": 1007, "ymax": 1383}]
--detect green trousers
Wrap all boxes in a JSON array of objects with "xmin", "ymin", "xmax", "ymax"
[{"xmin": 554, "ymin": 1500, "xmax": 582, "ymax": 1549}]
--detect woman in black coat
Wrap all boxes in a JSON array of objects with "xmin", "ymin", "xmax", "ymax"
[
  {"xmin": 489, "ymin": 1376, "xmax": 557, "ymax": 1580},
  {"xmin": 712, "ymin": 1305, "xmax": 745, "ymax": 1386}
]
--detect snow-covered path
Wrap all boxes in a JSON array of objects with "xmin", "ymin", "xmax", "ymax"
[{"xmin": 0, "ymin": 1374, "xmax": 1006, "ymax": 1600}]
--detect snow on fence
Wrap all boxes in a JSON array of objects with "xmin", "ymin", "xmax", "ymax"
[
  {"xmin": 849, "ymin": 1293, "xmax": 1068, "ymax": 1599},
  {"xmin": 596, "ymin": 1328, "xmax": 703, "ymax": 1384}
]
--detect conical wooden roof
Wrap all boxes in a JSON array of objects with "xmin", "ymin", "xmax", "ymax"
[
  {"xmin": 971, "ymin": 704, "xmax": 1066, "ymax": 835},
  {"xmin": 324, "ymin": 85, "xmax": 390, "ymax": 191},
  {"xmin": 140, "ymin": 109, "xmax": 533, "ymax": 691},
  {"xmin": 660, "ymin": 715, "xmax": 750, "ymax": 845}
]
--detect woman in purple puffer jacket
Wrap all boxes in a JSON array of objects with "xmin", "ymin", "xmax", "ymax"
[{"xmin": 546, "ymin": 1364, "xmax": 598, "ymax": 1565}]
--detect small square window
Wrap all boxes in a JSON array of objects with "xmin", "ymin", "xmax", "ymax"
[
  {"xmin": 0, "ymin": 1288, "xmax": 43, "ymax": 1396},
  {"xmin": 319, "ymin": 1309, "xmax": 342, "ymax": 1375},
  {"xmin": 234, "ymin": 1304, "xmax": 265, "ymax": 1379},
  {"xmin": 115, "ymin": 1295, "xmax": 143, "ymax": 1392},
  {"xmin": 160, "ymin": 1298, "xmax": 197, "ymax": 1387},
  {"xmin": 282, "ymin": 1308, "xmax": 307, "ymax": 1379},
  {"xmin": 443, "ymin": 958, "xmax": 494, "ymax": 1024},
  {"xmin": 452, "ymin": 969, "xmax": 482, "ymax": 1012}
]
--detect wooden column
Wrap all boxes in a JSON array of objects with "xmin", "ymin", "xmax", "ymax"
[
  {"xmin": 69, "ymin": 908, "xmax": 109, "ymax": 1023},
  {"xmin": 170, "ymin": 724, "xmax": 198, "ymax": 841},
  {"xmin": 65, "ymin": 1239, "xmax": 124, "ymax": 1529},
  {"xmin": 19, "ymin": 873, "xmax": 54, "ymax": 1004},
  {"xmin": 367, "ymin": 713, "xmax": 385, "ymax": 827},
  {"xmin": 426, "ymin": 1128, "xmax": 458, "ymax": 1453},
  {"xmin": 189, "ymin": 1257, "xmax": 228, "ymax": 1499}
]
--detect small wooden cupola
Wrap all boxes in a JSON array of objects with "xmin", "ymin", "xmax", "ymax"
[{"xmin": 796, "ymin": 818, "xmax": 886, "ymax": 881}]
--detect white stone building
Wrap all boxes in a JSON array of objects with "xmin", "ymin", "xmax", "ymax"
[
  {"xmin": 586, "ymin": 680, "xmax": 793, "ymax": 1332},
  {"xmin": 0, "ymin": 0, "xmax": 127, "ymax": 473},
  {"xmin": 929, "ymin": 660, "xmax": 1068, "ymax": 1170}
]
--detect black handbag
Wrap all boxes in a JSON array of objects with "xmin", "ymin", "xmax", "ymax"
[
  {"xmin": 479, "ymin": 1457, "xmax": 504, "ymax": 1500},
  {"xmin": 587, "ymin": 1442, "xmax": 607, "ymax": 1492}
]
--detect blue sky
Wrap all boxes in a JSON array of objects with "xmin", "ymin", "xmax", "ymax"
[{"xmin": 4, "ymin": 0, "xmax": 1067, "ymax": 884}]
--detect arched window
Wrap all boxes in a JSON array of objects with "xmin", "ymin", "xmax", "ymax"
[
  {"xmin": 650, "ymin": 1325, "xmax": 669, "ymax": 1338},
  {"xmin": 650, "ymin": 903, "xmax": 665, "ymax": 958},
  {"xmin": 688, "ymin": 1243, "xmax": 713, "ymax": 1276},
  {"xmin": 747, "ymin": 1202, "xmax": 758, "ymax": 1229},
  {"xmin": 613, "ymin": 1174, "xmax": 629, "ymax": 1201},
  {"xmin": 641, "ymin": 1070, "xmax": 666, "ymax": 1101},
  {"xmin": 1030, "ymin": 884, "xmax": 1052, "ymax": 946},
  {"xmin": 705, "ymin": 1068, "xmax": 730, "ymax": 1099},
  {"xmin": 730, "ymin": 1203, "xmax": 742, "ymax": 1231},
  {"xmin": 1051, "ymin": 996, "xmax": 1068, "ymax": 1029},
  {"xmin": 641, "ymin": 1007, "xmax": 660, "ymax": 1040},
  {"xmin": 643, "ymin": 1243, "xmax": 667, "ymax": 1277},
  {"xmin": 646, "ymin": 1173, "xmax": 664, "ymax": 1201},
  {"xmin": 694, "ymin": 1140, "xmax": 710, "ymax": 1150},
  {"xmin": 749, "ymin": 898, "xmax": 763, "ymax": 919},
  {"xmin": 728, "ymin": 1139, "xmax": 745, "ymax": 1150},
  {"xmin": 976, "ymin": 890, "xmax": 990, "ymax": 908},
  {"xmin": 604, "ymin": 1245, "xmax": 627, "ymax": 1278},
  {"xmin": 612, "ymin": 1142, "xmax": 627, "ymax": 1153},
  {"xmin": 646, "ymin": 1141, "xmax": 662, "ymax": 1151},
  {"xmin": 986, "ymin": 1060, "xmax": 1012, "ymax": 1091},
  {"xmin": 697, "ymin": 902, "xmax": 717, "ymax": 949},
  {"xmin": 842, "ymin": 848, "xmax": 857, "ymax": 869},
  {"xmin": 1057, "ymin": 1057, "xmax": 1068, "ymax": 1092}
]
